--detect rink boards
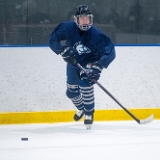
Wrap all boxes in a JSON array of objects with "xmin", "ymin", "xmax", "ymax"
[{"xmin": 0, "ymin": 46, "xmax": 160, "ymax": 124}]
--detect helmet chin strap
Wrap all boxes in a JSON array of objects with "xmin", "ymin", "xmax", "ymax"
[{"xmin": 78, "ymin": 24, "xmax": 92, "ymax": 31}]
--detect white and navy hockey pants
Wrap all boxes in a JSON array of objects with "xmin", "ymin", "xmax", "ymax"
[{"xmin": 66, "ymin": 63, "xmax": 94, "ymax": 115}]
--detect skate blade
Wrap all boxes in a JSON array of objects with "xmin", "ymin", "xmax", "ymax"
[{"xmin": 86, "ymin": 124, "xmax": 92, "ymax": 130}]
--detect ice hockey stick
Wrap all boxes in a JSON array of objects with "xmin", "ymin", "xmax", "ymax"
[{"xmin": 71, "ymin": 57, "xmax": 154, "ymax": 124}]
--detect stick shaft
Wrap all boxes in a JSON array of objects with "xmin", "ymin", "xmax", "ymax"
[{"xmin": 76, "ymin": 63, "xmax": 141, "ymax": 123}]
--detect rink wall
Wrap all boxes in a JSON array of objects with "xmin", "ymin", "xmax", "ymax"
[{"xmin": 0, "ymin": 46, "xmax": 160, "ymax": 124}]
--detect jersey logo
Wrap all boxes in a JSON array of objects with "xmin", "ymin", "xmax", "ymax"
[{"xmin": 74, "ymin": 41, "xmax": 91, "ymax": 55}]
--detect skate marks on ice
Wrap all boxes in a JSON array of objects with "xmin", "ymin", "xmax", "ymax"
[{"xmin": 0, "ymin": 120, "xmax": 159, "ymax": 135}]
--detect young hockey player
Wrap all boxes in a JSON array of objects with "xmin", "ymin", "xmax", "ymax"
[{"xmin": 49, "ymin": 5, "xmax": 116, "ymax": 129}]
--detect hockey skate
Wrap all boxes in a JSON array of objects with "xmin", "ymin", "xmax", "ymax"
[
  {"xmin": 74, "ymin": 110, "xmax": 85, "ymax": 121},
  {"xmin": 84, "ymin": 115, "xmax": 93, "ymax": 130}
]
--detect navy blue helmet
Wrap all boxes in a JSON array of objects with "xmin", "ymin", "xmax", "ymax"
[{"xmin": 74, "ymin": 5, "xmax": 93, "ymax": 31}]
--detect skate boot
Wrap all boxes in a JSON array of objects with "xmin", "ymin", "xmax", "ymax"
[
  {"xmin": 74, "ymin": 110, "xmax": 85, "ymax": 121},
  {"xmin": 84, "ymin": 114, "xmax": 93, "ymax": 130}
]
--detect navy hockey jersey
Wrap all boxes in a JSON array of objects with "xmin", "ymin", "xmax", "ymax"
[{"xmin": 49, "ymin": 21, "xmax": 116, "ymax": 68}]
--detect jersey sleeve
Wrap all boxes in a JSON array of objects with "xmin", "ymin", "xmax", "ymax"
[
  {"xmin": 97, "ymin": 34, "xmax": 116, "ymax": 68},
  {"xmin": 48, "ymin": 22, "xmax": 70, "ymax": 55}
]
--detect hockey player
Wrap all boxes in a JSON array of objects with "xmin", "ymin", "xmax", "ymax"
[{"xmin": 49, "ymin": 5, "xmax": 116, "ymax": 128}]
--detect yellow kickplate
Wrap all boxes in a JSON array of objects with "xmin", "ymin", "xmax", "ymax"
[{"xmin": 0, "ymin": 108, "xmax": 160, "ymax": 125}]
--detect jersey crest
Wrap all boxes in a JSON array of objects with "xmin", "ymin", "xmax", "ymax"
[{"xmin": 74, "ymin": 41, "xmax": 91, "ymax": 55}]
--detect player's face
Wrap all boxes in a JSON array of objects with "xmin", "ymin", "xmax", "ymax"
[{"xmin": 78, "ymin": 15, "xmax": 90, "ymax": 25}]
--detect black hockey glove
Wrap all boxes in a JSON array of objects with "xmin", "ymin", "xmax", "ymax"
[
  {"xmin": 60, "ymin": 46, "xmax": 77, "ymax": 65},
  {"xmin": 80, "ymin": 63, "xmax": 103, "ymax": 85}
]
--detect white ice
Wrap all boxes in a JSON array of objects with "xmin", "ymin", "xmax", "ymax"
[{"xmin": 0, "ymin": 121, "xmax": 160, "ymax": 160}]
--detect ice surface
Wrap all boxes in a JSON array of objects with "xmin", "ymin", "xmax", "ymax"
[{"xmin": 0, "ymin": 121, "xmax": 160, "ymax": 160}]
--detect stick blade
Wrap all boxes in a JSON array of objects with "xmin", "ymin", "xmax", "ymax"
[{"xmin": 139, "ymin": 114, "xmax": 154, "ymax": 125}]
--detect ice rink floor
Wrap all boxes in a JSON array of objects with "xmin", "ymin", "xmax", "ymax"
[{"xmin": 0, "ymin": 120, "xmax": 160, "ymax": 160}]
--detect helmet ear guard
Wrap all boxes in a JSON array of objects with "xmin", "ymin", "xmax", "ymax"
[{"xmin": 74, "ymin": 5, "xmax": 93, "ymax": 31}]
